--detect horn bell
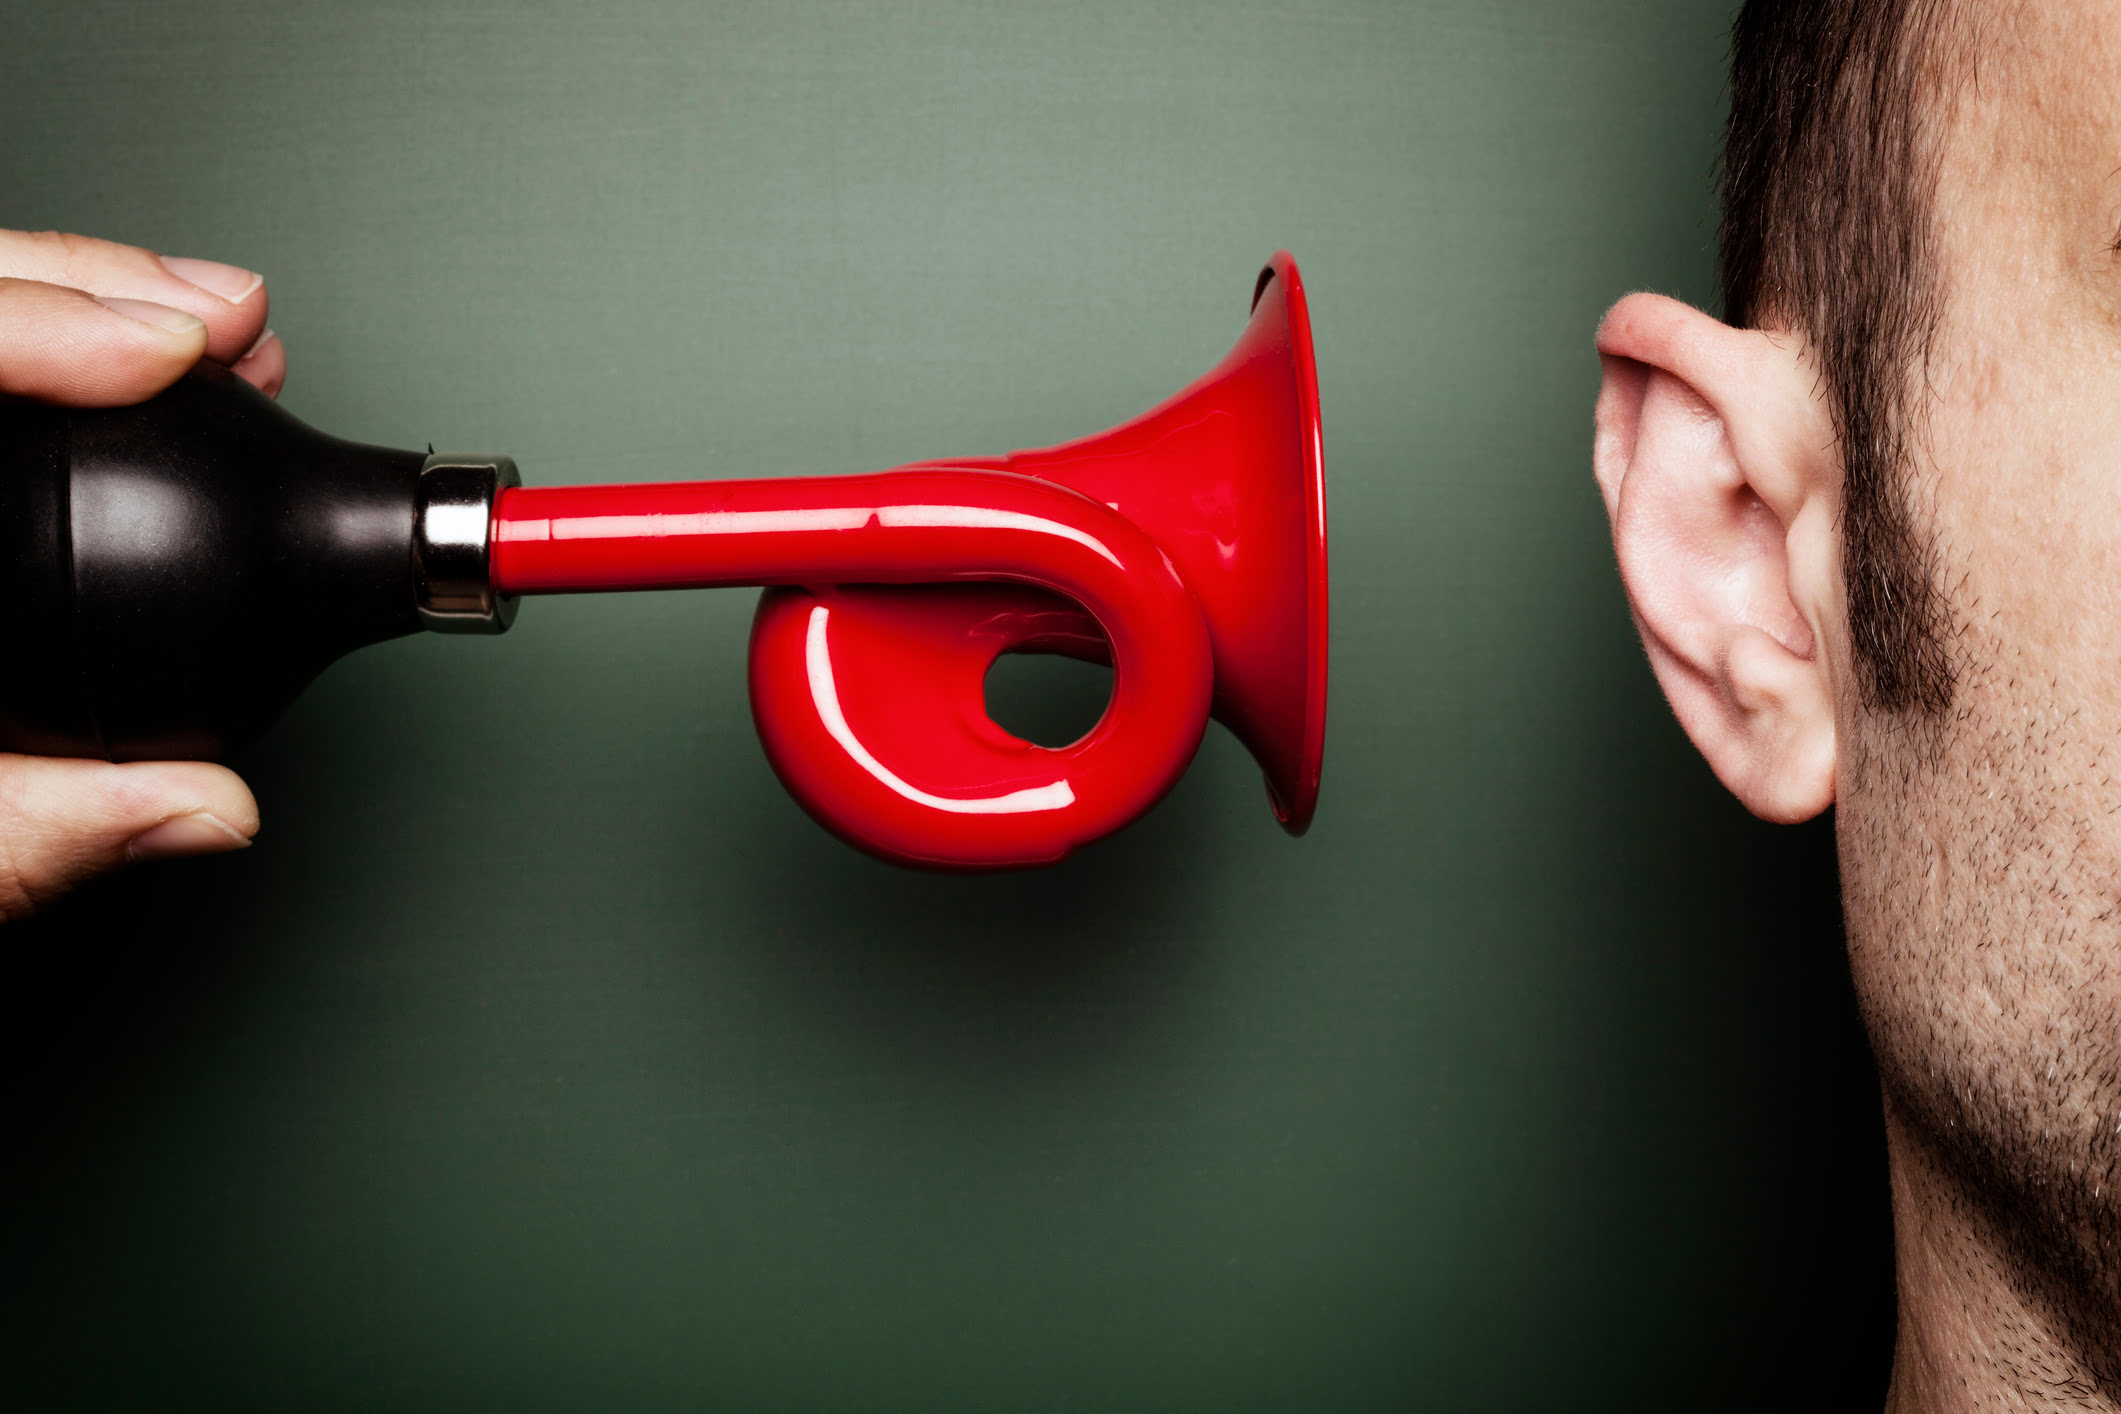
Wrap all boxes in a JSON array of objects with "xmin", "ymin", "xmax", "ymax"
[
  {"xmin": 748, "ymin": 252, "xmax": 1328, "ymax": 866},
  {"xmin": 1002, "ymin": 250, "xmax": 1328, "ymax": 833}
]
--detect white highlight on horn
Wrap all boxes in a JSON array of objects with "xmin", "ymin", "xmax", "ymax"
[
  {"xmin": 510, "ymin": 505, "xmax": 1122, "ymax": 568},
  {"xmin": 804, "ymin": 605, "xmax": 1075, "ymax": 816},
  {"xmin": 876, "ymin": 506, "xmax": 1123, "ymax": 567}
]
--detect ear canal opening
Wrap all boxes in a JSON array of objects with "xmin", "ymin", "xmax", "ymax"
[{"xmin": 983, "ymin": 649, "xmax": 1115, "ymax": 749}]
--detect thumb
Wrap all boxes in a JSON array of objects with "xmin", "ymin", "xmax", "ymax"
[
  {"xmin": 0, "ymin": 276, "xmax": 209, "ymax": 405},
  {"xmin": 0, "ymin": 755, "xmax": 259, "ymax": 921}
]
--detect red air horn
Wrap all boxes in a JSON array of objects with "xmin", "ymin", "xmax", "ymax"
[{"xmin": 0, "ymin": 253, "xmax": 1327, "ymax": 871}]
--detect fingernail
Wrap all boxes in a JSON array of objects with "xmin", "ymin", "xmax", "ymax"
[
  {"xmin": 95, "ymin": 296, "xmax": 205, "ymax": 337},
  {"xmin": 126, "ymin": 812, "xmax": 253, "ymax": 862},
  {"xmin": 236, "ymin": 327, "xmax": 277, "ymax": 361},
  {"xmin": 159, "ymin": 255, "xmax": 263, "ymax": 305}
]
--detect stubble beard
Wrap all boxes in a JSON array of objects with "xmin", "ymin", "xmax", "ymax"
[{"xmin": 1841, "ymin": 613, "xmax": 2121, "ymax": 1398}]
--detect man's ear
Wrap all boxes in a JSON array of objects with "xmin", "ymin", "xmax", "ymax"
[{"xmin": 1593, "ymin": 293, "xmax": 1840, "ymax": 823}]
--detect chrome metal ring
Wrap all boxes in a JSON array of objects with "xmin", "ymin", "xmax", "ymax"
[{"xmin": 413, "ymin": 452, "xmax": 520, "ymax": 634}]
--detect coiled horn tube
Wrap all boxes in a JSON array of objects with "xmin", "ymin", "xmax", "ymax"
[{"xmin": 491, "ymin": 468, "xmax": 1214, "ymax": 868}]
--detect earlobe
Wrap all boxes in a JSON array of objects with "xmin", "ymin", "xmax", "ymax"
[{"xmin": 1593, "ymin": 293, "xmax": 1839, "ymax": 823}]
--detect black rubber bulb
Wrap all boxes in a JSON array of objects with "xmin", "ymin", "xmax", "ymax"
[{"xmin": 0, "ymin": 360, "xmax": 510, "ymax": 761}]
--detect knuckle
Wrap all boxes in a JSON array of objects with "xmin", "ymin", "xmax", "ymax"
[
  {"xmin": 28, "ymin": 230, "xmax": 87, "ymax": 284},
  {"xmin": 0, "ymin": 854, "xmax": 43, "ymax": 925},
  {"xmin": 0, "ymin": 773, "xmax": 43, "ymax": 921},
  {"xmin": 29, "ymin": 229, "xmax": 153, "ymax": 292},
  {"xmin": 0, "ymin": 765, "xmax": 107, "ymax": 924}
]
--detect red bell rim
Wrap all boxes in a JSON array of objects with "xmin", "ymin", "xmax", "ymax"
[{"xmin": 1256, "ymin": 250, "xmax": 1329, "ymax": 836}]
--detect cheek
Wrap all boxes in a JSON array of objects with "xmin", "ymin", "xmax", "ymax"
[
  {"xmin": 1841, "ymin": 344, "xmax": 2121, "ymax": 1109},
  {"xmin": 1929, "ymin": 351, "xmax": 2121, "ymax": 712}
]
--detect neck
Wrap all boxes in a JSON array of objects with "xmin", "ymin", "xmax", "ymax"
[{"xmin": 1885, "ymin": 1100, "xmax": 2117, "ymax": 1412}]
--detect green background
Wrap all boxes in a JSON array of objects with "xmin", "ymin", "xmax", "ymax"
[{"xmin": 0, "ymin": 1, "xmax": 1890, "ymax": 1408}]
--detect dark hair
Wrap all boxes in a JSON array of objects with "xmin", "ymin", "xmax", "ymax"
[{"xmin": 1720, "ymin": 0, "xmax": 1961, "ymax": 716}]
